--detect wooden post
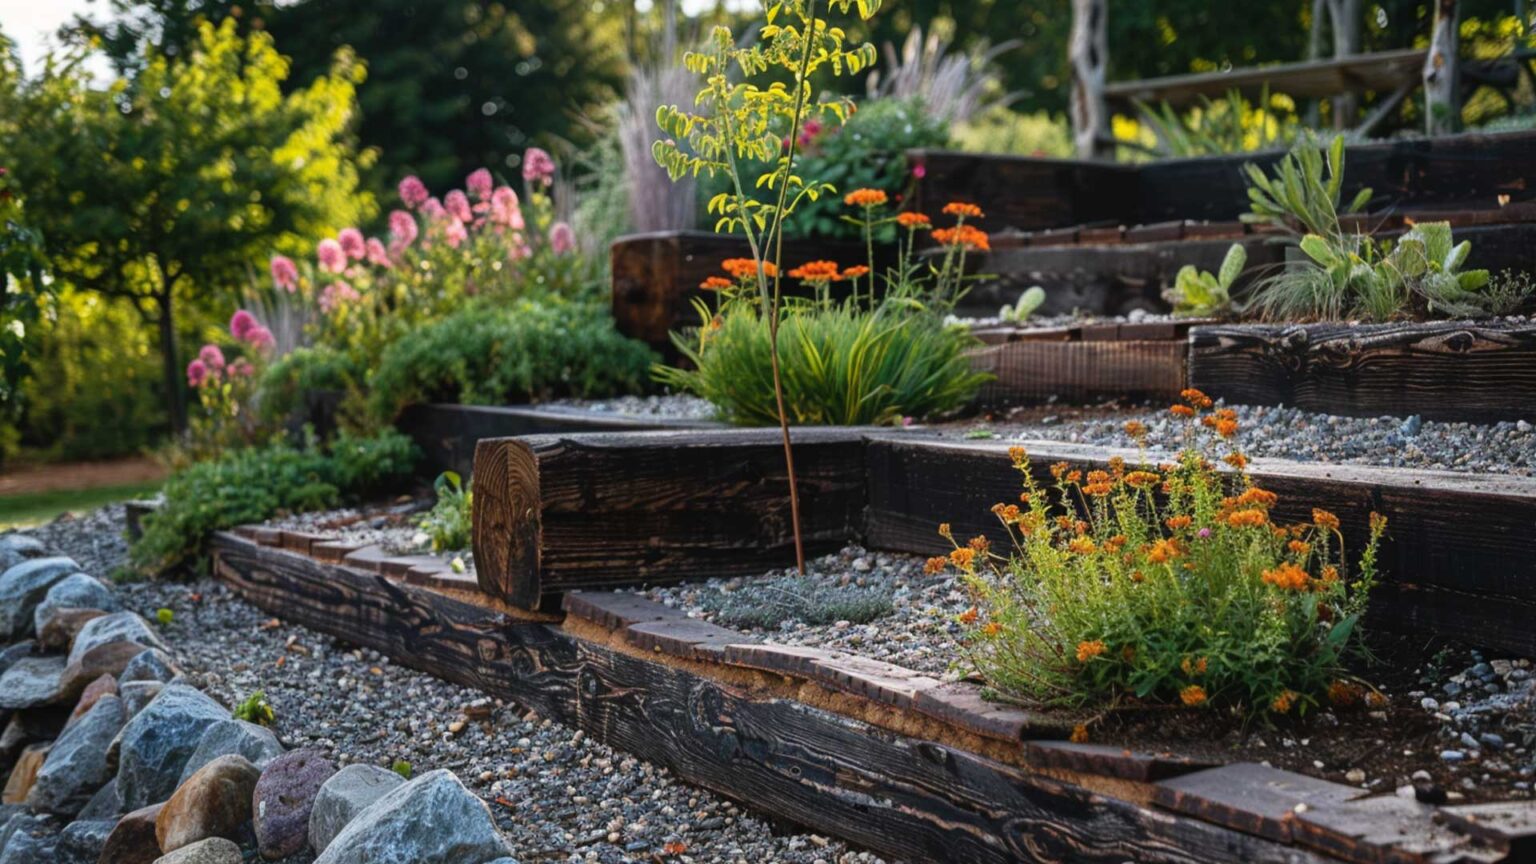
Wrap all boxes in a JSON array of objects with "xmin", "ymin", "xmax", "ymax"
[
  {"xmin": 1325, "ymin": 0, "xmax": 1362, "ymax": 126},
  {"xmin": 1069, "ymin": 0, "xmax": 1110, "ymax": 160},
  {"xmin": 1424, "ymin": 0, "xmax": 1461, "ymax": 134}
]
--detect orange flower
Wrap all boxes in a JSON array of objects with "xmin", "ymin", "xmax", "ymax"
[
  {"xmin": 1068, "ymin": 537, "xmax": 1097, "ymax": 555},
  {"xmin": 958, "ymin": 606, "xmax": 979, "ymax": 625},
  {"xmin": 1125, "ymin": 471, "xmax": 1161, "ymax": 489},
  {"xmin": 1227, "ymin": 509, "xmax": 1269, "ymax": 528},
  {"xmin": 1271, "ymin": 689, "xmax": 1298, "ymax": 714},
  {"xmin": 1180, "ymin": 388, "xmax": 1214, "ymax": 409},
  {"xmin": 721, "ymin": 258, "xmax": 777, "ymax": 279},
  {"xmin": 1065, "ymin": 470, "xmax": 1082, "ymax": 484},
  {"xmin": 931, "ymin": 225, "xmax": 991, "ymax": 251},
  {"xmin": 1146, "ymin": 538, "xmax": 1183, "ymax": 564},
  {"xmin": 981, "ymin": 621, "xmax": 1003, "ymax": 636},
  {"xmin": 1312, "ymin": 508, "xmax": 1341, "ymax": 531},
  {"xmin": 1223, "ymin": 452, "xmax": 1249, "ymax": 470},
  {"xmin": 1083, "ymin": 482, "xmax": 1114, "ymax": 496},
  {"xmin": 1234, "ymin": 488, "xmax": 1278, "ymax": 508},
  {"xmin": 1369, "ymin": 512, "xmax": 1388, "ymax": 533},
  {"xmin": 844, "ymin": 188, "xmax": 889, "ymax": 208},
  {"xmin": 1180, "ymin": 656, "xmax": 1208, "ymax": 677},
  {"xmin": 787, "ymin": 260, "xmax": 843, "ymax": 282},
  {"xmin": 943, "ymin": 202, "xmax": 985, "ymax": 219},
  {"xmin": 938, "ymin": 522, "xmax": 953, "ymax": 539},
  {"xmin": 949, "ymin": 547, "xmax": 976, "ymax": 568},
  {"xmin": 1104, "ymin": 534, "xmax": 1128, "ymax": 551},
  {"xmin": 699, "ymin": 276, "xmax": 733, "ymax": 291},
  {"xmin": 923, "ymin": 556, "xmax": 947, "ymax": 575},
  {"xmin": 1261, "ymin": 562, "xmax": 1309, "ymax": 591},
  {"xmin": 842, "ymin": 265, "xmax": 870, "ymax": 279},
  {"xmin": 1123, "ymin": 420, "xmax": 1147, "ymax": 438},
  {"xmin": 1075, "ymin": 640, "xmax": 1107, "ymax": 662},
  {"xmin": 1319, "ymin": 565, "xmax": 1340, "ymax": 584},
  {"xmin": 1069, "ymin": 724, "xmax": 1090, "ymax": 744},
  {"xmin": 1214, "ymin": 419, "xmax": 1238, "ymax": 438},
  {"xmin": 1288, "ymin": 540, "xmax": 1312, "ymax": 556},
  {"xmin": 1008, "ymin": 446, "xmax": 1029, "ymax": 466},
  {"xmin": 896, "ymin": 211, "xmax": 932, "ymax": 229},
  {"xmin": 1180, "ymin": 685, "xmax": 1208, "ymax": 707},
  {"xmin": 1327, "ymin": 680, "xmax": 1363, "ymax": 707},
  {"xmin": 968, "ymin": 535, "xmax": 990, "ymax": 552},
  {"xmin": 1170, "ymin": 404, "xmax": 1197, "ymax": 419},
  {"xmin": 1165, "ymin": 515, "xmax": 1193, "ymax": 531}
]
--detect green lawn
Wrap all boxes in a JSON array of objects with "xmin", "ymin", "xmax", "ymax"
[{"xmin": 0, "ymin": 482, "xmax": 161, "ymax": 530}]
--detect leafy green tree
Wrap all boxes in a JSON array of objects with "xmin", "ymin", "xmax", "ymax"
[{"xmin": 0, "ymin": 19, "xmax": 373, "ymax": 434}]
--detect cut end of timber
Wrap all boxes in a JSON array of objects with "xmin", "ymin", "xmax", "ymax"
[{"xmin": 471, "ymin": 437, "xmax": 543, "ymax": 606}]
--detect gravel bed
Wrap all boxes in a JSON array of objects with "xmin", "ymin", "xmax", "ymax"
[
  {"xmin": 262, "ymin": 502, "xmax": 474, "ymax": 571},
  {"xmin": 638, "ymin": 546, "xmax": 969, "ymax": 678},
  {"xmin": 948, "ymin": 309, "xmax": 1184, "ymax": 330},
  {"xmin": 933, "ymin": 401, "xmax": 1536, "ymax": 476},
  {"xmin": 18, "ymin": 509, "xmax": 887, "ymax": 864},
  {"xmin": 542, "ymin": 394, "xmax": 717, "ymax": 421}
]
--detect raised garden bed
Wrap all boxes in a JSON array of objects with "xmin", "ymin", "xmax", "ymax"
[{"xmin": 209, "ymin": 523, "xmax": 1536, "ymax": 864}]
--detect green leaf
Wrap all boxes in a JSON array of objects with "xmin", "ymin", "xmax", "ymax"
[{"xmin": 1217, "ymin": 243, "xmax": 1247, "ymax": 289}]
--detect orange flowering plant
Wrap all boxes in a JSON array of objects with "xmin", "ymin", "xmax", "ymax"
[{"xmin": 935, "ymin": 389, "xmax": 1387, "ymax": 717}]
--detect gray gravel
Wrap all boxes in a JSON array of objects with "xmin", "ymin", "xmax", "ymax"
[
  {"xmin": 940, "ymin": 402, "xmax": 1536, "ymax": 476},
  {"xmin": 543, "ymin": 394, "xmax": 717, "ymax": 421},
  {"xmin": 639, "ymin": 546, "xmax": 968, "ymax": 678},
  {"xmin": 18, "ymin": 508, "xmax": 889, "ymax": 864}
]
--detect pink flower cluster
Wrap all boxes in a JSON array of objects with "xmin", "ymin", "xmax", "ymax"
[
  {"xmin": 522, "ymin": 148, "xmax": 556, "ymax": 187},
  {"xmin": 187, "ymin": 310, "xmax": 271, "ymax": 388}
]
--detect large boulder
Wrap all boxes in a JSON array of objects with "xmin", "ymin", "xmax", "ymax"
[
  {"xmin": 121, "ymin": 647, "xmax": 179, "ymax": 684},
  {"xmin": 26, "ymin": 693, "xmax": 126, "ymax": 816},
  {"xmin": 120, "ymin": 680, "xmax": 165, "ymax": 717},
  {"xmin": 55, "ymin": 817, "xmax": 115, "ymax": 864},
  {"xmin": 0, "ymin": 534, "xmax": 44, "ymax": 572},
  {"xmin": 179, "ymin": 719, "xmax": 283, "ymax": 783},
  {"xmin": 0, "ymin": 655, "xmax": 67, "ymax": 710},
  {"xmin": 252, "ymin": 748, "xmax": 336, "ymax": 859},
  {"xmin": 99, "ymin": 802, "xmax": 166, "ymax": 864},
  {"xmin": 307, "ymin": 763, "xmax": 405, "ymax": 855},
  {"xmin": 67, "ymin": 611, "xmax": 165, "ymax": 666},
  {"xmin": 156, "ymin": 754, "xmax": 260, "ymax": 853},
  {"xmin": 0, "ymin": 743, "xmax": 47, "ymax": 804},
  {"xmin": 0, "ymin": 811, "xmax": 59, "ymax": 864},
  {"xmin": 312, "ymin": 770, "xmax": 513, "ymax": 864},
  {"xmin": 154, "ymin": 836, "xmax": 242, "ymax": 864},
  {"xmin": 0, "ymin": 642, "xmax": 32, "ymax": 678},
  {"xmin": 0, "ymin": 556, "xmax": 79, "ymax": 640},
  {"xmin": 114, "ymin": 684, "xmax": 228, "ymax": 811},
  {"xmin": 59, "ymin": 639, "xmax": 153, "ymax": 699},
  {"xmin": 32, "ymin": 573, "xmax": 119, "ymax": 639}
]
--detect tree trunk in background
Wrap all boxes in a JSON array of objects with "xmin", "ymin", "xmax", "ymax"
[
  {"xmin": 156, "ymin": 293, "xmax": 186, "ymax": 437},
  {"xmin": 1425, "ymin": 0, "xmax": 1462, "ymax": 134},
  {"xmin": 1326, "ymin": 0, "xmax": 1362, "ymax": 127},
  {"xmin": 1069, "ymin": 0, "xmax": 1109, "ymax": 160}
]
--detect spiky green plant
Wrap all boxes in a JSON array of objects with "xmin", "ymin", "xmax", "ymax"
[
  {"xmin": 1241, "ymin": 133, "xmax": 1372, "ymax": 239},
  {"xmin": 1165, "ymin": 244, "xmax": 1246, "ymax": 318}
]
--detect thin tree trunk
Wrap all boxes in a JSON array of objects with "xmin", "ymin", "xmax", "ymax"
[
  {"xmin": 1326, "ymin": 0, "xmax": 1362, "ymax": 128},
  {"xmin": 1305, "ymin": 0, "xmax": 1328, "ymax": 125},
  {"xmin": 1425, "ymin": 0, "xmax": 1462, "ymax": 135},
  {"xmin": 1069, "ymin": 0, "xmax": 1109, "ymax": 160},
  {"xmin": 156, "ymin": 291, "xmax": 186, "ymax": 437}
]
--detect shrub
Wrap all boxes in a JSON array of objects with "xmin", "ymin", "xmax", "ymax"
[
  {"xmin": 936, "ymin": 390, "xmax": 1386, "ymax": 718},
  {"xmin": 129, "ymin": 429, "xmax": 418, "ymax": 575},
  {"xmin": 367, "ymin": 300, "xmax": 658, "ymax": 421},
  {"xmin": 257, "ymin": 345, "xmax": 360, "ymax": 426},
  {"xmin": 419, "ymin": 471, "xmax": 472, "ymax": 552}
]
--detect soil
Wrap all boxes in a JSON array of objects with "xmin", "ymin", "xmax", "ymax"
[{"xmin": 0, "ymin": 455, "xmax": 166, "ymax": 496}]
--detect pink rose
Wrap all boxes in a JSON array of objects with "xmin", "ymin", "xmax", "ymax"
[
  {"xmin": 466, "ymin": 168, "xmax": 493, "ymax": 200},
  {"xmin": 398, "ymin": 175, "xmax": 429, "ymax": 208},
  {"xmin": 337, "ymin": 227, "xmax": 366, "ymax": 260},
  {"xmin": 229, "ymin": 309, "xmax": 258, "ymax": 341},
  {"xmin": 445, "ymin": 189, "xmax": 473, "ymax": 224},
  {"xmin": 269, "ymin": 255, "xmax": 298, "ymax": 291},
  {"xmin": 317, "ymin": 238, "xmax": 347, "ymax": 273},
  {"xmin": 549, "ymin": 222, "xmax": 576, "ymax": 255}
]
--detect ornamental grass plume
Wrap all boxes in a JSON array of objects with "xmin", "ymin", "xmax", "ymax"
[{"xmin": 936, "ymin": 388, "xmax": 1387, "ymax": 718}]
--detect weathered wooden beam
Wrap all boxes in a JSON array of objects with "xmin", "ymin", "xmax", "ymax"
[
  {"xmin": 395, "ymin": 402, "xmax": 719, "ymax": 481},
  {"xmin": 1424, "ymin": 0, "xmax": 1462, "ymax": 135},
  {"xmin": 970, "ymin": 339, "xmax": 1187, "ymax": 406},
  {"xmin": 1188, "ymin": 320, "xmax": 1536, "ymax": 423},
  {"xmin": 470, "ymin": 428, "xmax": 871, "ymax": 608},
  {"xmin": 210, "ymin": 533, "xmax": 1337, "ymax": 864},
  {"xmin": 862, "ymin": 434, "xmax": 1536, "ymax": 657}
]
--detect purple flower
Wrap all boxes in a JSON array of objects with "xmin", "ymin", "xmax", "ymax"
[
  {"xmin": 398, "ymin": 175, "xmax": 429, "ymax": 208},
  {"xmin": 198, "ymin": 344, "xmax": 226, "ymax": 370},
  {"xmin": 466, "ymin": 168, "xmax": 493, "ymax": 200},
  {"xmin": 317, "ymin": 238, "xmax": 347, "ymax": 273},
  {"xmin": 229, "ymin": 309, "xmax": 258, "ymax": 340},
  {"xmin": 1197, "ymin": 528, "xmax": 1212, "ymax": 539},
  {"xmin": 186, "ymin": 359, "xmax": 210, "ymax": 388},
  {"xmin": 269, "ymin": 255, "xmax": 298, "ymax": 291}
]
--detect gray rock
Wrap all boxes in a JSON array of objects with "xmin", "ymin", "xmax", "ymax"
[
  {"xmin": 0, "ymin": 809, "xmax": 28, "ymax": 852},
  {"xmin": 56, "ymin": 818, "xmax": 115, "ymax": 864},
  {"xmin": 0, "ymin": 642, "xmax": 32, "ymax": 678},
  {"xmin": 0, "ymin": 534, "xmax": 44, "ymax": 571},
  {"xmin": 114, "ymin": 684, "xmax": 229, "ymax": 811},
  {"xmin": 76, "ymin": 776, "xmax": 122, "ymax": 820},
  {"xmin": 0, "ymin": 556, "xmax": 81, "ymax": 640},
  {"xmin": 253, "ymin": 748, "xmax": 336, "ymax": 859},
  {"xmin": 121, "ymin": 648, "xmax": 178, "ymax": 684},
  {"xmin": 27, "ymin": 694, "xmax": 126, "ymax": 815},
  {"xmin": 0, "ymin": 812, "xmax": 59, "ymax": 864},
  {"xmin": 120, "ymin": 680, "xmax": 165, "ymax": 717},
  {"xmin": 32, "ymin": 573, "xmax": 119, "ymax": 637},
  {"xmin": 0, "ymin": 655, "xmax": 67, "ymax": 710},
  {"xmin": 67, "ymin": 611, "xmax": 165, "ymax": 667},
  {"xmin": 307, "ymin": 763, "xmax": 406, "ymax": 854},
  {"xmin": 313, "ymin": 770, "xmax": 514, "ymax": 864},
  {"xmin": 179, "ymin": 719, "xmax": 283, "ymax": 783},
  {"xmin": 153, "ymin": 836, "xmax": 241, "ymax": 864}
]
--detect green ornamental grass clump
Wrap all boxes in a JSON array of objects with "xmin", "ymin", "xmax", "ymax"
[{"xmin": 937, "ymin": 389, "xmax": 1386, "ymax": 720}]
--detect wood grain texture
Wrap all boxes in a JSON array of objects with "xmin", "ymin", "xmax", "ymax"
[
  {"xmin": 1188, "ymin": 321, "xmax": 1536, "ymax": 423},
  {"xmin": 971, "ymin": 339, "xmax": 1188, "ymax": 406},
  {"xmin": 472, "ymin": 429, "xmax": 871, "ymax": 608},
  {"xmin": 210, "ymin": 533, "xmax": 1330, "ymax": 864},
  {"xmin": 907, "ymin": 149, "xmax": 1137, "ymax": 233},
  {"xmin": 862, "ymin": 434, "xmax": 1536, "ymax": 656},
  {"xmin": 396, "ymin": 402, "xmax": 718, "ymax": 482}
]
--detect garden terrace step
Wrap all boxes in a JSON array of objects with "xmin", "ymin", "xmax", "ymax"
[
  {"xmin": 206, "ymin": 531, "xmax": 1525, "ymax": 864},
  {"xmin": 1187, "ymin": 320, "xmax": 1536, "ymax": 424},
  {"xmin": 967, "ymin": 318, "xmax": 1210, "ymax": 406},
  {"xmin": 469, "ymin": 427, "xmax": 1536, "ymax": 656}
]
